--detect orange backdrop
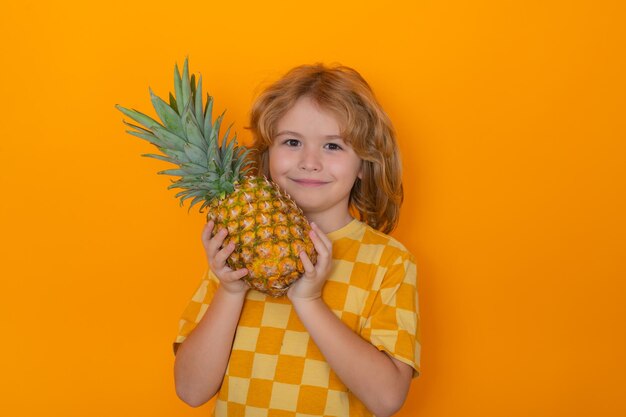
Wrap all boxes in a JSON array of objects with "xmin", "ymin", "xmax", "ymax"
[{"xmin": 1, "ymin": 1, "xmax": 625, "ymax": 416}]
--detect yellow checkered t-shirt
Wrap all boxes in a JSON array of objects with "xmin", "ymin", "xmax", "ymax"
[{"xmin": 174, "ymin": 219, "xmax": 421, "ymax": 417}]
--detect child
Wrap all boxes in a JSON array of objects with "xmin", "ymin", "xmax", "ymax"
[{"xmin": 173, "ymin": 64, "xmax": 420, "ymax": 417}]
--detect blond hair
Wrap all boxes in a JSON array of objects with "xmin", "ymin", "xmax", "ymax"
[{"xmin": 249, "ymin": 64, "xmax": 403, "ymax": 233}]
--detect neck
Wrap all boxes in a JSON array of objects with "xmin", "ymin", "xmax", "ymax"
[{"xmin": 305, "ymin": 212, "xmax": 354, "ymax": 235}]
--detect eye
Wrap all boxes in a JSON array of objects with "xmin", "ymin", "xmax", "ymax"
[
  {"xmin": 325, "ymin": 142, "xmax": 343, "ymax": 151},
  {"xmin": 284, "ymin": 138, "xmax": 301, "ymax": 147}
]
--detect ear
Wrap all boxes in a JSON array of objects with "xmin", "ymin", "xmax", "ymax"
[{"xmin": 357, "ymin": 160, "xmax": 364, "ymax": 180}]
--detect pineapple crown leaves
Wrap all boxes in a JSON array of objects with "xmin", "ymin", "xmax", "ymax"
[{"xmin": 115, "ymin": 58, "xmax": 253, "ymax": 212}]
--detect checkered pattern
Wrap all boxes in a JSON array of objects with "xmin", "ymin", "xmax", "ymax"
[{"xmin": 174, "ymin": 220, "xmax": 420, "ymax": 417}]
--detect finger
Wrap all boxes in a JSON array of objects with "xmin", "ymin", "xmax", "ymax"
[
  {"xmin": 201, "ymin": 221, "xmax": 215, "ymax": 247},
  {"xmin": 207, "ymin": 227, "xmax": 228, "ymax": 256},
  {"xmin": 310, "ymin": 222, "xmax": 332, "ymax": 250},
  {"xmin": 307, "ymin": 228, "xmax": 333, "ymax": 274},
  {"xmin": 214, "ymin": 240, "xmax": 236, "ymax": 266},
  {"xmin": 299, "ymin": 251, "xmax": 316, "ymax": 275},
  {"xmin": 309, "ymin": 227, "xmax": 331, "ymax": 259},
  {"xmin": 223, "ymin": 268, "xmax": 248, "ymax": 281}
]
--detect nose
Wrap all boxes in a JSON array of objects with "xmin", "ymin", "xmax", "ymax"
[{"xmin": 298, "ymin": 147, "xmax": 322, "ymax": 172}]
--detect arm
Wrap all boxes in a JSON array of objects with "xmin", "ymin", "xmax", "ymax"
[
  {"xmin": 174, "ymin": 222, "xmax": 249, "ymax": 407},
  {"xmin": 288, "ymin": 223, "xmax": 413, "ymax": 417},
  {"xmin": 292, "ymin": 298, "xmax": 413, "ymax": 417},
  {"xmin": 174, "ymin": 286, "xmax": 246, "ymax": 406}
]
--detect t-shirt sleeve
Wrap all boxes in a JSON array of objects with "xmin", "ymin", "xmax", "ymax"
[
  {"xmin": 361, "ymin": 252, "xmax": 421, "ymax": 377},
  {"xmin": 172, "ymin": 269, "xmax": 220, "ymax": 355}
]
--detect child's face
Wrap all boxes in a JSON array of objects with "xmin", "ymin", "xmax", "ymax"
[{"xmin": 268, "ymin": 96, "xmax": 362, "ymax": 224}]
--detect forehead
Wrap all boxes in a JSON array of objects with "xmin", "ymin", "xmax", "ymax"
[{"xmin": 276, "ymin": 96, "xmax": 345, "ymax": 133}]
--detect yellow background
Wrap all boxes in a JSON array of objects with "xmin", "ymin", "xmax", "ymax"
[{"xmin": 1, "ymin": 1, "xmax": 625, "ymax": 416}]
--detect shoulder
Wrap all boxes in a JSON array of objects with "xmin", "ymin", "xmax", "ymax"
[
  {"xmin": 333, "ymin": 220, "xmax": 414, "ymax": 267},
  {"xmin": 363, "ymin": 223, "xmax": 409, "ymax": 250},
  {"xmin": 362, "ymin": 222, "xmax": 413, "ymax": 261}
]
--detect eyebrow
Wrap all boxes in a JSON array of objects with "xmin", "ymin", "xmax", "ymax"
[
  {"xmin": 275, "ymin": 130, "xmax": 302, "ymax": 137},
  {"xmin": 276, "ymin": 130, "xmax": 344, "ymax": 140}
]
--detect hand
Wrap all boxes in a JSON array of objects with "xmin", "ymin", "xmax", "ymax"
[
  {"xmin": 287, "ymin": 222, "xmax": 333, "ymax": 303},
  {"xmin": 202, "ymin": 221, "xmax": 249, "ymax": 295}
]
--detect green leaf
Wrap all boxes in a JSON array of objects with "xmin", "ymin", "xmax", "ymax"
[
  {"xmin": 206, "ymin": 145, "xmax": 217, "ymax": 169},
  {"xmin": 181, "ymin": 58, "xmax": 191, "ymax": 114},
  {"xmin": 213, "ymin": 111, "xmax": 224, "ymax": 143},
  {"xmin": 173, "ymin": 189, "xmax": 188, "ymax": 198},
  {"xmin": 174, "ymin": 63, "xmax": 184, "ymax": 114},
  {"xmin": 231, "ymin": 137, "xmax": 252, "ymax": 180},
  {"xmin": 168, "ymin": 93, "xmax": 178, "ymax": 114},
  {"xmin": 221, "ymin": 130, "xmax": 235, "ymax": 177},
  {"xmin": 233, "ymin": 146, "xmax": 252, "ymax": 174},
  {"xmin": 199, "ymin": 200, "xmax": 211, "ymax": 212},
  {"xmin": 158, "ymin": 169, "xmax": 187, "ymax": 176},
  {"xmin": 183, "ymin": 141, "xmax": 207, "ymax": 164},
  {"xmin": 125, "ymin": 130, "xmax": 165, "ymax": 148},
  {"xmin": 152, "ymin": 125, "xmax": 187, "ymax": 151},
  {"xmin": 142, "ymin": 153, "xmax": 179, "ymax": 165},
  {"xmin": 204, "ymin": 172, "xmax": 219, "ymax": 182},
  {"xmin": 116, "ymin": 105, "xmax": 162, "ymax": 130},
  {"xmin": 219, "ymin": 178, "xmax": 234, "ymax": 194},
  {"xmin": 203, "ymin": 94, "xmax": 214, "ymax": 139},
  {"xmin": 182, "ymin": 106, "xmax": 207, "ymax": 152},
  {"xmin": 165, "ymin": 149, "xmax": 188, "ymax": 164},
  {"xmin": 188, "ymin": 195, "xmax": 207, "ymax": 211},
  {"xmin": 194, "ymin": 75, "xmax": 204, "ymax": 129},
  {"xmin": 221, "ymin": 124, "xmax": 233, "ymax": 148},
  {"xmin": 150, "ymin": 88, "xmax": 185, "ymax": 137},
  {"xmin": 180, "ymin": 190, "xmax": 209, "ymax": 205},
  {"xmin": 171, "ymin": 182, "xmax": 213, "ymax": 192},
  {"xmin": 122, "ymin": 119, "xmax": 152, "ymax": 133},
  {"xmin": 181, "ymin": 162, "xmax": 208, "ymax": 175},
  {"xmin": 209, "ymin": 112, "xmax": 225, "ymax": 166}
]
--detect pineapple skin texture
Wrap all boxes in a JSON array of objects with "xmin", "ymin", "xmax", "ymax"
[{"xmin": 207, "ymin": 176, "xmax": 317, "ymax": 297}]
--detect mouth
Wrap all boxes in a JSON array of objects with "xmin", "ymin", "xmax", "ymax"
[{"xmin": 290, "ymin": 178, "xmax": 329, "ymax": 187}]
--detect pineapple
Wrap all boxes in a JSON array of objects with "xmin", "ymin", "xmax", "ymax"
[{"xmin": 115, "ymin": 59, "xmax": 316, "ymax": 296}]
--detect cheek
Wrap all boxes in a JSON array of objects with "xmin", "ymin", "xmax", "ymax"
[
  {"xmin": 335, "ymin": 158, "xmax": 363, "ymax": 181},
  {"xmin": 267, "ymin": 147, "xmax": 285, "ymax": 180},
  {"xmin": 267, "ymin": 163, "xmax": 277, "ymax": 182},
  {"xmin": 352, "ymin": 155, "xmax": 364, "ymax": 180}
]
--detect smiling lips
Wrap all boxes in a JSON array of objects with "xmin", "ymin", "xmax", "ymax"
[{"xmin": 290, "ymin": 178, "xmax": 329, "ymax": 187}]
